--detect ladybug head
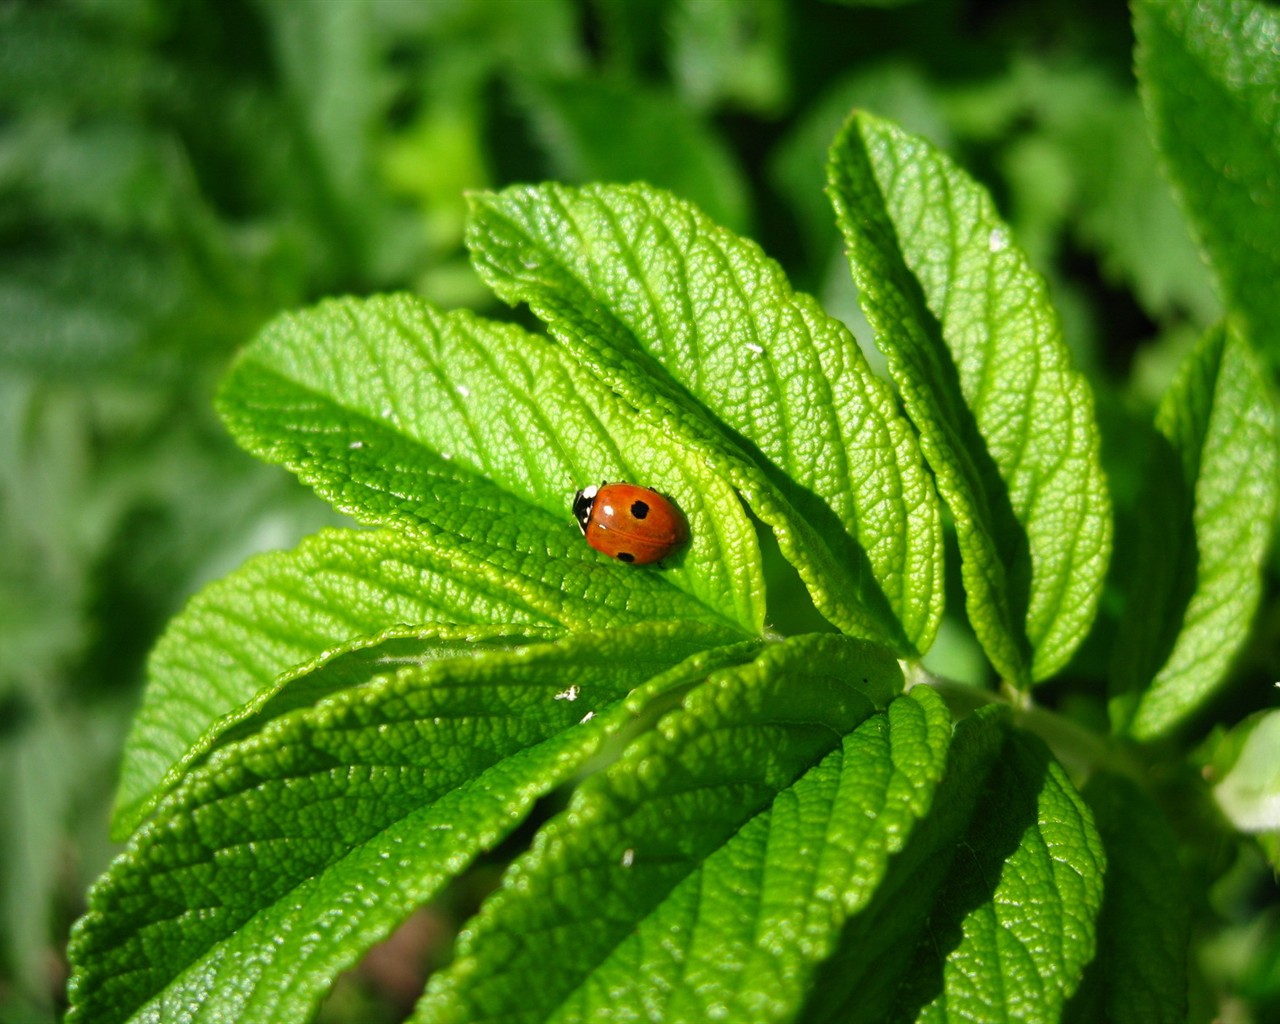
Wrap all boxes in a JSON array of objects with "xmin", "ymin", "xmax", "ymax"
[{"xmin": 571, "ymin": 484, "xmax": 599, "ymax": 534}]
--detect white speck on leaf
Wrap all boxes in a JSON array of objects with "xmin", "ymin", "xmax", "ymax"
[
  {"xmin": 580, "ymin": 710, "xmax": 595, "ymax": 723},
  {"xmin": 988, "ymin": 227, "xmax": 1010, "ymax": 252},
  {"xmin": 457, "ymin": 384, "xmax": 471, "ymax": 398},
  {"xmin": 348, "ymin": 440, "xmax": 364, "ymax": 449},
  {"xmin": 744, "ymin": 341, "xmax": 764, "ymax": 355},
  {"xmin": 554, "ymin": 685, "xmax": 580, "ymax": 701},
  {"xmin": 621, "ymin": 848, "xmax": 635, "ymax": 868}
]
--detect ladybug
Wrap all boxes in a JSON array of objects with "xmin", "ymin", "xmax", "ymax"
[{"xmin": 572, "ymin": 482, "xmax": 686, "ymax": 565}]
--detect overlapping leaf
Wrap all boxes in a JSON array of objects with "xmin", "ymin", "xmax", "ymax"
[
  {"xmin": 75, "ymin": 119, "xmax": 1131, "ymax": 1024},
  {"xmin": 466, "ymin": 182, "xmax": 943, "ymax": 654},
  {"xmin": 1135, "ymin": 0, "xmax": 1280, "ymax": 361},
  {"xmin": 111, "ymin": 510, "xmax": 735, "ymax": 837},
  {"xmin": 70, "ymin": 624, "xmax": 757, "ymax": 1024},
  {"xmin": 113, "ymin": 527, "xmax": 545, "ymax": 835},
  {"xmin": 804, "ymin": 706, "xmax": 1105, "ymax": 1024},
  {"xmin": 1065, "ymin": 773, "xmax": 1189, "ymax": 1024},
  {"xmin": 414, "ymin": 636, "xmax": 931, "ymax": 1024},
  {"xmin": 116, "ymin": 292, "xmax": 770, "ymax": 835},
  {"xmin": 1114, "ymin": 323, "xmax": 1278, "ymax": 739},
  {"xmin": 218, "ymin": 295, "xmax": 765, "ymax": 633},
  {"xmin": 827, "ymin": 112, "xmax": 1111, "ymax": 686}
]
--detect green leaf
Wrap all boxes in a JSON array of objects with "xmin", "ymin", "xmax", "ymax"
[
  {"xmin": 804, "ymin": 706, "xmax": 1105, "ymax": 1024},
  {"xmin": 110, "ymin": 527, "xmax": 537, "ymax": 837},
  {"xmin": 1113, "ymin": 323, "xmax": 1279, "ymax": 739},
  {"xmin": 69, "ymin": 623, "xmax": 756, "ymax": 1024},
  {"xmin": 827, "ymin": 111, "xmax": 1112, "ymax": 685},
  {"xmin": 204, "ymin": 624, "xmax": 558, "ymax": 754},
  {"xmin": 1065, "ymin": 773, "xmax": 1189, "ymax": 1024},
  {"xmin": 218, "ymin": 294, "xmax": 765, "ymax": 635},
  {"xmin": 466, "ymin": 182, "xmax": 944, "ymax": 654},
  {"xmin": 413, "ymin": 635, "xmax": 928, "ymax": 1024},
  {"xmin": 906, "ymin": 728, "xmax": 1103, "ymax": 1023},
  {"xmin": 1135, "ymin": 0, "xmax": 1280, "ymax": 361},
  {"xmin": 111, "ymin": 515, "xmax": 740, "ymax": 839}
]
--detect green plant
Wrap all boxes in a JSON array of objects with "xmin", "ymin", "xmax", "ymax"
[{"xmin": 63, "ymin": 1, "xmax": 1280, "ymax": 1022}]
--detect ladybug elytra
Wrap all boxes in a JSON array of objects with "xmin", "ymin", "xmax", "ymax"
[{"xmin": 572, "ymin": 482, "xmax": 685, "ymax": 565}]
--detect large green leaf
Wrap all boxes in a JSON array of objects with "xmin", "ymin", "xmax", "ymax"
[
  {"xmin": 1135, "ymin": 0, "xmax": 1280, "ymax": 361},
  {"xmin": 116, "ymin": 290, "xmax": 771, "ymax": 833},
  {"xmin": 1113, "ymin": 323, "xmax": 1279, "ymax": 739},
  {"xmin": 827, "ymin": 111, "xmax": 1112, "ymax": 686},
  {"xmin": 1065, "ymin": 773, "xmax": 1189, "ymax": 1024},
  {"xmin": 805, "ymin": 705, "xmax": 1105, "ymax": 1024},
  {"xmin": 466, "ymin": 182, "xmax": 943, "ymax": 653},
  {"xmin": 413, "ymin": 635, "xmax": 930, "ymax": 1024},
  {"xmin": 70, "ymin": 624, "xmax": 756, "ymax": 1024},
  {"xmin": 902, "ymin": 724, "xmax": 1103, "ymax": 1024},
  {"xmin": 218, "ymin": 295, "xmax": 765, "ymax": 635},
  {"xmin": 112, "ymin": 517, "xmax": 738, "ymax": 838}
]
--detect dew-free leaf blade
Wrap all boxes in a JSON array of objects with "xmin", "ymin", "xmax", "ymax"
[
  {"xmin": 218, "ymin": 294, "xmax": 765, "ymax": 635},
  {"xmin": 1115, "ymin": 323, "xmax": 1279, "ymax": 739},
  {"xmin": 802, "ymin": 706, "xmax": 1105, "ymax": 1024},
  {"xmin": 827, "ymin": 111, "xmax": 1112, "ymax": 685},
  {"xmin": 466, "ymin": 182, "xmax": 944, "ymax": 654},
  {"xmin": 70, "ymin": 624, "xmax": 757, "ymax": 1024},
  {"xmin": 113, "ymin": 497, "xmax": 739, "ymax": 839},
  {"xmin": 1135, "ymin": 0, "xmax": 1280, "ymax": 362},
  {"xmin": 414, "ymin": 635, "xmax": 931, "ymax": 1024},
  {"xmin": 899, "ymin": 727, "xmax": 1105, "ymax": 1023},
  {"xmin": 1064, "ymin": 773, "xmax": 1189, "ymax": 1024},
  {"xmin": 111, "ymin": 526, "xmax": 573, "ymax": 837}
]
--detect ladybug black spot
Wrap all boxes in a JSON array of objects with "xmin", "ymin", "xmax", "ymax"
[
  {"xmin": 629, "ymin": 500, "xmax": 650, "ymax": 519},
  {"xmin": 617, "ymin": 551, "xmax": 636, "ymax": 563}
]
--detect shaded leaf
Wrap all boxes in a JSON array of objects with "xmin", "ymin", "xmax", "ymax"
[
  {"xmin": 827, "ymin": 111, "xmax": 1111, "ymax": 685},
  {"xmin": 467, "ymin": 182, "xmax": 943, "ymax": 653},
  {"xmin": 805, "ymin": 706, "xmax": 1105, "ymax": 1024},
  {"xmin": 1114, "ymin": 324, "xmax": 1279, "ymax": 739},
  {"xmin": 1065, "ymin": 773, "xmax": 1189, "ymax": 1024},
  {"xmin": 71, "ymin": 624, "xmax": 755, "ymax": 1024},
  {"xmin": 1135, "ymin": 0, "xmax": 1280, "ymax": 361},
  {"xmin": 414, "ymin": 635, "xmax": 922, "ymax": 1024},
  {"xmin": 218, "ymin": 295, "xmax": 764, "ymax": 635}
]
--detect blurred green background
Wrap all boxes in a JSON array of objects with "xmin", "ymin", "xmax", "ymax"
[{"xmin": 1, "ymin": 0, "xmax": 1272, "ymax": 1021}]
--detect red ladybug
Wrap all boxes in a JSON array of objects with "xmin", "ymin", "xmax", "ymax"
[{"xmin": 572, "ymin": 482, "xmax": 686, "ymax": 565}]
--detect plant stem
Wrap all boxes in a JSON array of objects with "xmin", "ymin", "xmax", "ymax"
[{"xmin": 903, "ymin": 661, "xmax": 1144, "ymax": 781}]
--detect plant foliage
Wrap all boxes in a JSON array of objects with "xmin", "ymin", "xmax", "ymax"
[{"xmin": 42, "ymin": 0, "xmax": 1280, "ymax": 1022}]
